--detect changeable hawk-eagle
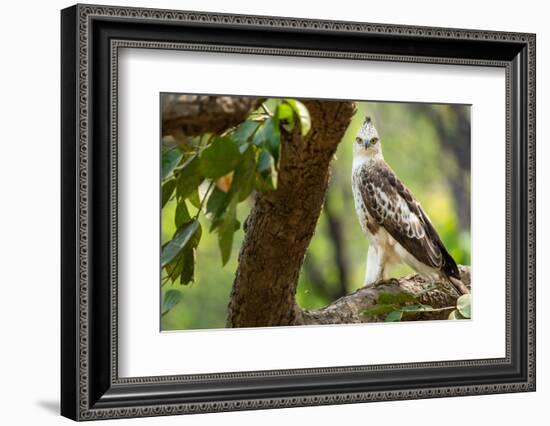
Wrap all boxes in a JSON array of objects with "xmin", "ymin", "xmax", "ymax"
[{"xmin": 351, "ymin": 116, "xmax": 469, "ymax": 295}]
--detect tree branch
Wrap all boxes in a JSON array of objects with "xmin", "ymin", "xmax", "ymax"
[
  {"xmin": 161, "ymin": 94, "xmax": 265, "ymax": 137},
  {"xmin": 296, "ymin": 265, "xmax": 470, "ymax": 324}
]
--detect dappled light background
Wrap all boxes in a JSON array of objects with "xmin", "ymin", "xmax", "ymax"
[{"xmin": 161, "ymin": 100, "xmax": 471, "ymax": 331}]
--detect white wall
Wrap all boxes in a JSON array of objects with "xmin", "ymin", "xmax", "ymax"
[{"xmin": 0, "ymin": 0, "xmax": 546, "ymax": 424}]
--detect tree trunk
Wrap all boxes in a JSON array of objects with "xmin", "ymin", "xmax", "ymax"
[{"xmin": 226, "ymin": 101, "xmax": 356, "ymax": 327}]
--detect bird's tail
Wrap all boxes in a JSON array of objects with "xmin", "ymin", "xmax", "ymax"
[{"xmin": 449, "ymin": 276, "xmax": 470, "ymax": 295}]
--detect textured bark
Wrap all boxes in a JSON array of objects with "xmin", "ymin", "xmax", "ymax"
[
  {"xmin": 162, "ymin": 94, "xmax": 264, "ymax": 137},
  {"xmin": 297, "ymin": 265, "xmax": 470, "ymax": 324},
  {"xmin": 226, "ymin": 100, "xmax": 357, "ymax": 327}
]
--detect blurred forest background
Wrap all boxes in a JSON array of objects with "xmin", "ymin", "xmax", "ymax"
[{"xmin": 161, "ymin": 100, "xmax": 471, "ymax": 331}]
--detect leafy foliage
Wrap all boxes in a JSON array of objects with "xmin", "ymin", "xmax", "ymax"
[
  {"xmin": 200, "ymin": 136, "xmax": 241, "ymax": 179},
  {"xmin": 364, "ymin": 290, "xmax": 471, "ymax": 322},
  {"xmin": 160, "ymin": 99, "xmax": 311, "ymax": 298},
  {"xmin": 363, "ymin": 291, "xmax": 443, "ymax": 322},
  {"xmin": 161, "ymin": 220, "xmax": 201, "ymax": 267}
]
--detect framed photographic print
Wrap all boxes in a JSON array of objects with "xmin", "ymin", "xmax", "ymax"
[{"xmin": 61, "ymin": 4, "xmax": 536, "ymax": 421}]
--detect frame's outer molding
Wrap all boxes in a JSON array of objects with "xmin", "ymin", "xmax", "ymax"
[{"xmin": 61, "ymin": 3, "xmax": 536, "ymax": 421}]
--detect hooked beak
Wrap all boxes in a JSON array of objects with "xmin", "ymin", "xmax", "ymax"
[{"xmin": 363, "ymin": 139, "xmax": 370, "ymax": 149}]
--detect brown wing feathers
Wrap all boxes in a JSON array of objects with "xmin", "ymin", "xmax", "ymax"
[{"xmin": 359, "ymin": 162, "xmax": 460, "ymax": 280}]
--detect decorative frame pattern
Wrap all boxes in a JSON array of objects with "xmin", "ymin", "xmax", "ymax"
[{"xmin": 61, "ymin": 4, "xmax": 536, "ymax": 421}]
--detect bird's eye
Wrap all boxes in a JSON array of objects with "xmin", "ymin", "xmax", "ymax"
[
  {"xmin": 355, "ymin": 137, "xmax": 362, "ymax": 144},
  {"xmin": 371, "ymin": 137, "xmax": 378, "ymax": 145}
]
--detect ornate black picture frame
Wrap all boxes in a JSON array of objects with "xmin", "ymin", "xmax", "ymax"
[{"xmin": 61, "ymin": 4, "xmax": 536, "ymax": 421}]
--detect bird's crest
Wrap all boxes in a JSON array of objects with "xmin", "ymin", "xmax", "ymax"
[
  {"xmin": 357, "ymin": 115, "xmax": 379, "ymax": 143},
  {"xmin": 359, "ymin": 116, "xmax": 375, "ymax": 133}
]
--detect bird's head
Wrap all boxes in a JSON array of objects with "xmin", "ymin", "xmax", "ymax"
[{"xmin": 353, "ymin": 116, "xmax": 382, "ymax": 159}]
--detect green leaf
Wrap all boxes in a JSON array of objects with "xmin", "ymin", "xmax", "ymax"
[
  {"xmin": 161, "ymin": 289, "xmax": 183, "ymax": 316},
  {"xmin": 174, "ymin": 200, "xmax": 191, "ymax": 228},
  {"xmin": 456, "ymin": 294, "xmax": 471, "ymax": 318},
  {"xmin": 363, "ymin": 304, "xmax": 398, "ymax": 317},
  {"xmin": 206, "ymin": 187, "xmax": 231, "ymax": 231},
  {"xmin": 255, "ymin": 150, "xmax": 278, "ymax": 192},
  {"xmin": 252, "ymin": 123, "xmax": 266, "ymax": 147},
  {"xmin": 257, "ymin": 149, "xmax": 273, "ymax": 173},
  {"xmin": 161, "ymin": 220, "xmax": 200, "ymax": 267},
  {"xmin": 165, "ymin": 241, "xmax": 200, "ymax": 285},
  {"xmin": 164, "ymin": 249, "xmax": 184, "ymax": 283},
  {"xmin": 161, "ymin": 179, "xmax": 176, "ymax": 208},
  {"xmin": 377, "ymin": 292, "xmax": 417, "ymax": 306},
  {"xmin": 179, "ymin": 248, "xmax": 195, "ymax": 285},
  {"xmin": 251, "ymin": 118, "xmax": 281, "ymax": 164},
  {"xmin": 163, "ymin": 222, "xmax": 202, "ymax": 284},
  {"xmin": 176, "ymin": 154, "xmax": 203, "ymax": 200},
  {"xmin": 448, "ymin": 309, "xmax": 466, "ymax": 320},
  {"xmin": 285, "ymin": 99, "xmax": 311, "ymax": 136},
  {"xmin": 264, "ymin": 117, "xmax": 281, "ymax": 164},
  {"xmin": 207, "ymin": 186, "xmax": 230, "ymax": 216},
  {"xmin": 200, "ymin": 136, "xmax": 241, "ymax": 179},
  {"xmin": 188, "ymin": 187, "xmax": 201, "ymax": 208},
  {"xmin": 188, "ymin": 220, "xmax": 202, "ymax": 247},
  {"xmin": 232, "ymin": 146, "xmax": 256, "ymax": 201},
  {"xmin": 385, "ymin": 310, "xmax": 403, "ymax": 322},
  {"xmin": 277, "ymin": 102, "xmax": 295, "ymax": 132},
  {"xmin": 232, "ymin": 120, "xmax": 260, "ymax": 146},
  {"xmin": 161, "ymin": 148, "xmax": 183, "ymax": 180},
  {"xmin": 217, "ymin": 198, "xmax": 238, "ymax": 266}
]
